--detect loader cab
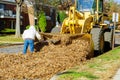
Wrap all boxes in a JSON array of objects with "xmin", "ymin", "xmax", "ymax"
[{"xmin": 76, "ymin": 0, "xmax": 103, "ymax": 14}]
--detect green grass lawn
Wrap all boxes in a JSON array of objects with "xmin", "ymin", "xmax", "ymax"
[
  {"xmin": 0, "ymin": 34, "xmax": 23, "ymax": 45},
  {"xmin": 57, "ymin": 47, "xmax": 120, "ymax": 80}
]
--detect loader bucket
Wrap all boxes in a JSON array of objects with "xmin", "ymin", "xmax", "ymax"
[{"xmin": 40, "ymin": 33, "xmax": 94, "ymax": 58}]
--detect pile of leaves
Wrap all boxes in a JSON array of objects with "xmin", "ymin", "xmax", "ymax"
[{"xmin": 0, "ymin": 35, "xmax": 92, "ymax": 80}]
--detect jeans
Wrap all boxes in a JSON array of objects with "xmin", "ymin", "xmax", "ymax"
[{"xmin": 23, "ymin": 39, "xmax": 34, "ymax": 54}]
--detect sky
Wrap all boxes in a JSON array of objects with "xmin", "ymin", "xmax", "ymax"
[{"xmin": 114, "ymin": 0, "xmax": 120, "ymax": 3}]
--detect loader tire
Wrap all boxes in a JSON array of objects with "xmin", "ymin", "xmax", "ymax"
[
  {"xmin": 91, "ymin": 28, "xmax": 104, "ymax": 56},
  {"xmin": 104, "ymin": 29, "xmax": 113, "ymax": 52}
]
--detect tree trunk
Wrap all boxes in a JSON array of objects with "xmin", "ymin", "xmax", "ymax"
[{"xmin": 15, "ymin": 4, "xmax": 21, "ymax": 38}]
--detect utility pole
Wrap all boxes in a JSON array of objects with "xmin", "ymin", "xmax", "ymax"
[
  {"xmin": 24, "ymin": 0, "xmax": 35, "ymax": 26},
  {"xmin": 112, "ymin": 12, "xmax": 119, "ymax": 49}
]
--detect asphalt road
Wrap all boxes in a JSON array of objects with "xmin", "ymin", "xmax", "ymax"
[
  {"xmin": 115, "ymin": 32, "xmax": 120, "ymax": 46},
  {"xmin": 0, "ymin": 44, "xmax": 23, "ymax": 54},
  {"xmin": 0, "ymin": 31, "xmax": 120, "ymax": 54}
]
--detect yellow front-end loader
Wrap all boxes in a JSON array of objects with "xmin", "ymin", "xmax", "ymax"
[
  {"xmin": 56, "ymin": 0, "xmax": 113, "ymax": 56},
  {"xmin": 27, "ymin": 0, "xmax": 113, "ymax": 57}
]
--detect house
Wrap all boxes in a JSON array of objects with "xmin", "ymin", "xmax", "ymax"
[
  {"xmin": 39, "ymin": 3, "xmax": 56, "ymax": 32},
  {"xmin": 0, "ymin": 0, "xmax": 56, "ymax": 33},
  {"xmin": 0, "ymin": 0, "xmax": 29, "ymax": 32}
]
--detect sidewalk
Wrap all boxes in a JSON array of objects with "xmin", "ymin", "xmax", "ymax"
[{"xmin": 113, "ymin": 68, "xmax": 120, "ymax": 80}]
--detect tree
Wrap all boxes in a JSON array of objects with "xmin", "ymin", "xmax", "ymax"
[
  {"xmin": 15, "ymin": 0, "xmax": 24, "ymax": 38},
  {"xmin": 104, "ymin": 0, "xmax": 120, "ymax": 21}
]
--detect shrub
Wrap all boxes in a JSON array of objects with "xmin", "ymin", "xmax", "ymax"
[
  {"xmin": 0, "ymin": 28, "xmax": 15, "ymax": 33},
  {"xmin": 58, "ymin": 11, "xmax": 67, "ymax": 24},
  {"xmin": 25, "ymin": 25, "xmax": 38, "ymax": 31},
  {"xmin": 38, "ymin": 11, "xmax": 47, "ymax": 32},
  {"xmin": 26, "ymin": 25, "xmax": 30, "ymax": 29}
]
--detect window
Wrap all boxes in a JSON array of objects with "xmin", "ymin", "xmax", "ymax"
[
  {"xmin": 3, "ymin": 0, "xmax": 15, "ymax": 2},
  {"xmin": 0, "ymin": 4, "xmax": 4, "ymax": 15},
  {"xmin": 76, "ymin": 0, "xmax": 103, "ymax": 12},
  {"xmin": 77, "ymin": 0, "xmax": 94, "ymax": 11},
  {"xmin": 0, "ymin": 3, "xmax": 4, "ymax": 10}
]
